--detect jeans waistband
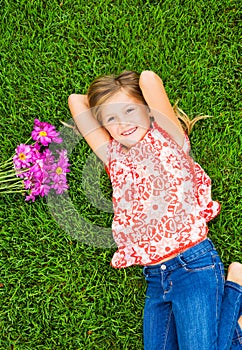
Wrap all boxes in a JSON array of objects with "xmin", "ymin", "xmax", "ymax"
[{"xmin": 143, "ymin": 238, "xmax": 216, "ymax": 274}]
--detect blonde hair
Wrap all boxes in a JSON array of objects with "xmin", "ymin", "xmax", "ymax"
[
  {"xmin": 173, "ymin": 101, "xmax": 212, "ymax": 135},
  {"xmin": 85, "ymin": 70, "xmax": 211, "ymax": 134},
  {"xmin": 87, "ymin": 70, "xmax": 147, "ymax": 123}
]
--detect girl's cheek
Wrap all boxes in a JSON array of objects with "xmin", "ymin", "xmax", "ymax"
[{"xmin": 106, "ymin": 126, "xmax": 117, "ymax": 137}]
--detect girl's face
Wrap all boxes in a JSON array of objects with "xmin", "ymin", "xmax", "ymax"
[{"xmin": 100, "ymin": 90, "xmax": 150, "ymax": 149}]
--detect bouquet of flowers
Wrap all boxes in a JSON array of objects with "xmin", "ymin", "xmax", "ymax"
[{"xmin": 0, "ymin": 119, "xmax": 70, "ymax": 202}]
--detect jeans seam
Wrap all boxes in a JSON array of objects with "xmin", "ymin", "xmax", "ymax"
[
  {"xmin": 231, "ymin": 297, "xmax": 242, "ymax": 341},
  {"xmin": 215, "ymin": 264, "xmax": 220, "ymax": 326},
  {"xmin": 163, "ymin": 308, "xmax": 173, "ymax": 350},
  {"xmin": 211, "ymin": 253, "xmax": 223, "ymax": 325}
]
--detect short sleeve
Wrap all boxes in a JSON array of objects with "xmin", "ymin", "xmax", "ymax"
[{"xmin": 194, "ymin": 163, "xmax": 221, "ymax": 222}]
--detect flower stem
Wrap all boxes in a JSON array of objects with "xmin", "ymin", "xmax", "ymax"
[
  {"xmin": 0, "ymin": 182, "xmax": 24, "ymax": 190},
  {"xmin": 0, "ymin": 177, "xmax": 23, "ymax": 184},
  {"xmin": 0, "ymin": 172, "xmax": 26, "ymax": 180},
  {"xmin": 0, "ymin": 189, "xmax": 26, "ymax": 194},
  {"xmin": 0, "ymin": 168, "xmax": 16, "ymax": 174},
  {"xmin": 0, "ymin": 159, "xmax": 14, "ymax": 169}
]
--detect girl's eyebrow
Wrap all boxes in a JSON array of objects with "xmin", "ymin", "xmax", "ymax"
[{"xmin": 122, "ymin": 103, "xmax": 137, "ymax": 111}]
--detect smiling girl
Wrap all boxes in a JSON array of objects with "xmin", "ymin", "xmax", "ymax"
[{"xmin": 68, "ymin": 70, "xmax": 242, "ymax": 350}]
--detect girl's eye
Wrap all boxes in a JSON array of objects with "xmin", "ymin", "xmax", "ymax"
[
  {"xmin": 126, "ymin": 107, "xmax": 135, "ymax": 114},
  {"xmin": 106, "ymin": 116, "xmax": 115, "ymax": 123}
]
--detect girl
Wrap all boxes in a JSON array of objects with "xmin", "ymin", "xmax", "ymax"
[{"xmin": 68, "ymin": 70, "xmax": 242, "ymax": 349}]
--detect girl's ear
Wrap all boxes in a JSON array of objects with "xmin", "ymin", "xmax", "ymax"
[
  {"xmin": 149, "ymin": 114, "xmax": 155, "ymax": 124},
  {"xmin": 147, "ymin": 106, "xmax": 155, "ymax": 125},
  {"xmin": 144, "ymin": 104, "xmax": 153, "ymax": 122},
  {"xmin": 147, "ymin": 106, "xmax": 154, "ymax": 120}
]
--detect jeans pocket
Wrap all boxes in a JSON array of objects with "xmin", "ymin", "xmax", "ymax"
[{"xmin": 182, "ymin": 251, "xmax": 215, "ymax": 272}]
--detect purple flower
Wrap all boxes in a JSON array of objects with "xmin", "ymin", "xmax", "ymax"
[
  {"xmin": 13, "ymin": 144, "xmax": 33, "ymax": 169},
  {"xmin": 30, "ymin": 160, "xmax": 45, "ymax": 182},
  {"xmin": 46, "ymin": 150, "xmax": 70, "ymax": 195},
  {"xmin": 51, "ymin": 150, "xmax": 70, "ymax": 182},
  {"xmin": 30, "ymin": 143, "xmax": 41, "ymax": 162},
  {"xmin": 5, "ymin": 119, "xmax": 70, "ymax": 201},
  {"xmin": 31, "ymin": 119, "xmax": 62, "ymax": 146},
  {"xmin": 24, "ymin": 177, "xmax": 51, "ymax": 202},
  {"xmin": 52, "ymin": 177, "xmax": 69, "ymax": 195},
  {"xmin": 23, "ymin": 178, "xmax": 32, "ymax": 190},
  {"xmin": 16, "ymin": 168, "xmax": 31, "ymax": 179},
  {"xmin": 41, "ymin": 149, "xmax": 55, "ymax": 171},
  {"xmin": 25, "ymin": 192, "xmax": 36, "ymax": 202},
  {"xmin": 25, "ymin": 183, "xmax": 48, "ymax": 202}
]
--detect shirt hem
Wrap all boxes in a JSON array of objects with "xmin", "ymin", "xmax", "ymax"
[{"xmin": 110, "ymin": 234, "xmax": 208, "ymax": 269}]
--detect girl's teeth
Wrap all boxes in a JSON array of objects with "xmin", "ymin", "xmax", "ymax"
[{"xmin": 122, "ymin": 127, "xmax": 137, "ymax": 136}]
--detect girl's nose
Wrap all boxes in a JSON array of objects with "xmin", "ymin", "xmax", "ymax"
[{"xmin": 119, "ymin": 119, "xmax": 133, "ymax": 130}]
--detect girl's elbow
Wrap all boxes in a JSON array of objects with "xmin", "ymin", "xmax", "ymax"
[
  {"xmin": 140, "ymin": 70, "xmax": 155, "ymax": 78},
  {"xmin": 68, "ymin": 94, "xmax": 85, "ymax": 111},
  {"xmin": 68, "ymin": 93, "xmax": 78, "ymax": 106},
  {"xmin": 140, "ymin": 71, "xmax": 162, "ymax": 87}
]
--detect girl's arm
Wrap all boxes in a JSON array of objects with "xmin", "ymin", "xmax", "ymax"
[
  {"xmin": 68, "ymin": 94, "xmax": 110, "ymax": 164},
  {"xmin": 139, "ymin": 70, "xmax": 185, "ymax": 147}
]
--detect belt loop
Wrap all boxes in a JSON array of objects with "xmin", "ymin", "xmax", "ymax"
[
  {"xmin": 177, "ymin": 254, "xmax": 186, "ymax": 267},
  {"xmin": 143, "ymin": 266, "xmax": 148, "ymax": 277},
  {"xmin": 207, "ymin": 238, "xmax": 215, "ymax": 250}
]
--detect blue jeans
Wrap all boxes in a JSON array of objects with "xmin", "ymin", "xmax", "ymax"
[{"xmin": 143, "ymin": 239, "xmax": 242, "ymax": 350}]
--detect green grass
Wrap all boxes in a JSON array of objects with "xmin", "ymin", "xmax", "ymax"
[{"xmin": 0, "ymin": 0, "xmax": 241, "ymax": 349}]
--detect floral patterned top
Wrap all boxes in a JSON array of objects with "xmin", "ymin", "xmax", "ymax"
[{"xmin": 106, "ymin": 122, "xmax": 221, "ymax": 268}]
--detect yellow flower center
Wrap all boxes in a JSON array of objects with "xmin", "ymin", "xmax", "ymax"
[
  {"xmin": 56, "ymin": 167, "xmax": 63, "ymax": 175},
  {"xmin": 19, "ymin": 153, "xmax": 26, "ymax": 160},
  {"xmin": 39, "ymin": 131, "xmax": 47, "ymax": 137}
]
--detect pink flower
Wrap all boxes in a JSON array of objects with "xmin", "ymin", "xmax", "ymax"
[
  {"xmin": 51, "ymin": 177, "xmax": 69, "ymax": 195},
  {"xmin": 25, "ymin": 192, "xmax": 36, "ymax": 202},
  {"xmin": 51, "ymin": 150, "xmax": 70, "ymax": 182},
  {"xmin": 5, "ymin": 119, "xmax": 70, "ymax": 201},
  {"xmin": 30, "ymin": 143, "xmax": 41, "ymax": 162},
  {"xmin": 41, "ymin": 149, "xmax": 55, "ymax": 172},
  {"xmin": 13, "ymin": 144, "xmax": 33, "ymax": 169},
  {"xmin": 31, "ymin": 119, "xmax": 62, "ymax": 146},
  {"xmin": 25, "ymin": 182, "xmax": 50, "ymax": 201},
  {"xmin": 24, "ymin": 176, "xmax": 51, "ymax": 201}
]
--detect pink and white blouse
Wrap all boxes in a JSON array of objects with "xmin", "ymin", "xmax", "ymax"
[{"xmin": 106, "ymin": 122, "xmax": 221, "ymax": 268}]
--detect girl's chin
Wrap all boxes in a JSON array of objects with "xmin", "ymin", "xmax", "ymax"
[{"xmin": 120, "ymin": 139, "xmax": 139, "ymax": 149}]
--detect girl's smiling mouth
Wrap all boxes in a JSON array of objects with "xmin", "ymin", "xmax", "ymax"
[{"xmin": 121, "ymin": 127, "xmax": 138, "ymax": 136}]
